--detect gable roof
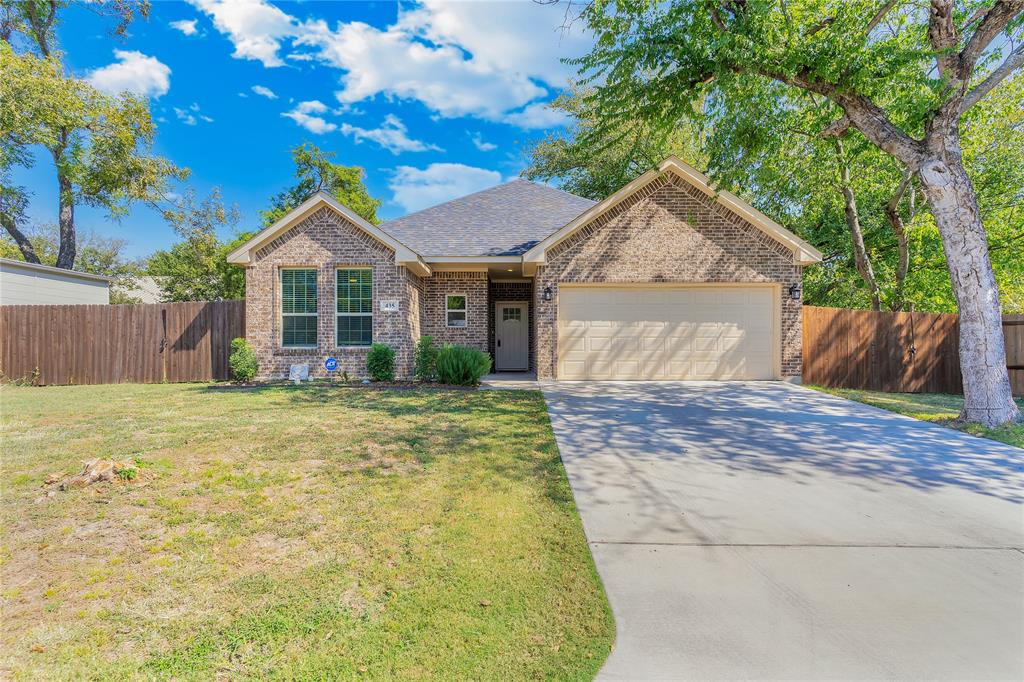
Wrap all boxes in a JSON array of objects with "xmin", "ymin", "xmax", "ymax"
[
  {"xmin": 522, "ymin": 156, "xmax": 823, "ymax": 271},
  {"xmin": 381, "ymin": 180, "xmax": 597, "ymax": 257},
  {"xmin": 225, "ymin": 192, "xmax": 430, "ymax": 276}
]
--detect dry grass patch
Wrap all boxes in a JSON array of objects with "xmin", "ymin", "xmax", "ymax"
[{"xmin": 1, "ymin": 383, "xmax": 613, "ymax": 680}]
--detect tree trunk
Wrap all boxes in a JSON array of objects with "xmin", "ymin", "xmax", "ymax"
[
  {"xmin": 1, "ymin": 213, "xmax": 40, "ymax": 263},
  {"xmin": 837, "ymin": 152, "xmax": 882, "ymax": 311},
  {"xmin": 53, "ymin": 152, "xmax": 76, "ymax": 270},
  {"xmin": 917, "ymin": 154, "xmax": 1021, "ymax": 427},
  {"xmin": 885, "ymin": 170, "xmax": 913, "ymax": 311}
]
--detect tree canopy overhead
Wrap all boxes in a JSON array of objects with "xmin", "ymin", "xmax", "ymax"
[{"xmin": 571, "ymin": 0, "xmax": 1022, "ymax": 425}]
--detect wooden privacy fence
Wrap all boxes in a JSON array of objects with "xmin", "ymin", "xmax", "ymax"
[
  {"xmin": 803, "ymin": 306, "xmax": 1024, "ymax": 396},
  {"xmin": 0, "ymin": 300, "xmax": 245, "ymax": 385}
]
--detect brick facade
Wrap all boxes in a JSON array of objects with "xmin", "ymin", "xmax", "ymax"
[
  {"xmin": 533, "ymin": 175, "xmax": 803, "ymax": 380},
  {"xmin": 421, "ymin": 271, "xmax": 489, "ymax": 352},
  {"xmin": 244, "ymin": 207, "xmax": 420, "ymax": 380},
  {"xmin": 244, "ymin": 175, "xmax": 805, "ymax": 383}
]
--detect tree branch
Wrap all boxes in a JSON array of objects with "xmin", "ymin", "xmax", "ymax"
[
  {"xmin": 961, "ymin": 40, "xmax": 1024, "ymax": 110},
  {"xmin": 960, "ymin": 0, "xmax": 1024, "ymax": 73},
  {"xmin": 928, "ymin": 0, "xmax": 960, "ymax": 79},
  {"xmin": 867, "ymin": 0, "xmax": 901, "ymax": 34}
]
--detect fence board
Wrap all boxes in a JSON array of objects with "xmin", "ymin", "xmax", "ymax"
[
  {"xmin": 0, "ymin": 300, "xmax": 244, "ymax": 385},
  {"xmin": 803, "ymin": 306, "xmax": 1020, "ymax": 396}
]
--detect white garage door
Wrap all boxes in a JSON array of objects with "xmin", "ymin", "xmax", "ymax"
[{"xmin": 557, "ymin": 286, "xmax": 777, "ymax": 380}]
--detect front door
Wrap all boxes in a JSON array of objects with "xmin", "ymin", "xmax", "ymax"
[{"xmin": 495, "ymin": 302, "xmax": 529, "ymax": 371}]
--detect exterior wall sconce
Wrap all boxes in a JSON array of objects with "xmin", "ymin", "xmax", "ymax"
[
  {"xmin": 789, "ymin": 283, "xmax": 801, "ymax": 300},
  {"xmin": 543, "ymin": 286, "xmax": 553, "ymax": 302}
]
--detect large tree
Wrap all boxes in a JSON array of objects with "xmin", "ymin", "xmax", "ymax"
[
  {"xmin": 1, "ymin": 0, "xmax": 183, "ymax": 269},
  {"xmin": 148, "ymin": 189, "xmax": 251, "ymax": 302},
  {"xmin": 573, "ymin": 0, "xmax": 1023, "ymax": 426},
  {"xmin": 261, "ymin": 143, "xmax": 381, "ymax": 227}
]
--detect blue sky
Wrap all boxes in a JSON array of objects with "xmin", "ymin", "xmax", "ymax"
[{"xmin": 14, "ymin": 0, "xmax": 592, "ymax": 259}]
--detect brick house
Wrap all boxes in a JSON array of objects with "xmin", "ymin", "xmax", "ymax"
[{"xmin": 227, "ymin": 157, "xmax": 821, "ymax": 381}]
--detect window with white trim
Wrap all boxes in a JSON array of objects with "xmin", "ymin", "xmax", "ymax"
[
  {"xmin": 446, "ymin": 295, "xmax": 467, "ymax": 327},
  {"xmin": 336, "ymin": 268, "xmax": 373, "ymax": 346},
  {"xmin": 281, "ymin": 268, "xmax": 318, "ymax": 347}
]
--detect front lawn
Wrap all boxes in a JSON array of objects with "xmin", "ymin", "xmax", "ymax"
[
  {"xmin": 1, "ymin": 383, "xmax": 613, "ymax": 680},
  {"xmin": 810, "ymin": 387, "xmax": 1024, "ymax": 448}
]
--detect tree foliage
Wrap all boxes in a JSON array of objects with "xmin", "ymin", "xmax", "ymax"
[
  {"xmin": 0, "ymin": 1, "xmax": 183, "ymax": 269},
  {"xmin": 568, "ymin": 0, "xmax": 1024, "ymax": 425},
  {"xmin": 261, "ymin": 144, "xmax": 381, "ymax": 227},
  {"xmin": 147, "ymin": 189, "xmax": 251, "ymax": 302}
]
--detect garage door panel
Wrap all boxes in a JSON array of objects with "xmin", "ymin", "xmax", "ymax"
[{"xmin": 558, "ymin": 286, "xmax": 775, "ymax": 380}]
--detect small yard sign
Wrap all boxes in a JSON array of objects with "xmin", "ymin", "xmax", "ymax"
[
  {"xmin": 379, "ymin": 299, "xmax": 400, "ymax": 312},
  {"xmin": 324, "ymin": 357, "xmax": 338, "ymax": 372},
  {"xmin": 288, "ymin": 363, "xmax": 309, "ymax": 384}
]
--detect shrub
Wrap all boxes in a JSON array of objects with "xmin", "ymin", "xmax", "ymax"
[
  {"xmin": 229, "ymin": 337, "xmax": 258, "ymax": 382},
  {"xmin": 414, "ymin": 336, "xmax": 439, "ymax": 381},
  {"xmin": 436, "ymin": 345, "xmax": 491, "ymax": 386},
  {"xmin": 367, "ymin": 343, "xmax": 396, "ymax": 382}
]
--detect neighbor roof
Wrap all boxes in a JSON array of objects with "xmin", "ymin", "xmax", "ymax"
[{"xmin": 381, "ymin": 180, "xmax": 597, "ymax": 257}]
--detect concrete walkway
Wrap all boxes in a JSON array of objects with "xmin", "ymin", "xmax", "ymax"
[{"xmin": 543, "ymin": 381, "xmax": 1024, "ymax": 680}]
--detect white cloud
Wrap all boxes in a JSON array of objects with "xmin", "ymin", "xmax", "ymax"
[
  {"xmin": 296, "ymin": 19, "xmax": 545, "ymax": 121},
  {"xmin": 238, "ymin": 91, "xmax": 248, "ymax": 98},
  {"xmin": 471, "ymin": 133, "xmax": 497, "ymax": 152},
  {"xmin": 251, "ymin": 85, "xmax": 278, "ymax": 99},
  {"xmin": 187, "ymin": 0, "xmax": 295, "ymax": 67},
  {"xmin": 398, "ymin": 0, "xmax": 591, "ymax": 87},
  {"xmin": 503, "ymin": 102, "xmax": 570, "ymax": 129},
  {"xmin": 282, "ymin": 100, "xmax": 337, "ymax": 134},
  {"xmin": 175, "ymin": 103, "xmax": 213, "ymax": 125},
  {"xmin": 389, "ymin": 163, "xmax": 502, "ymax": 213},
  {"xmin": 174, "ymin": 107, "xmax": 197, "ymax": 125},
  {"xmin": 189, "ymin": 0, "xmax": 594, "ymax": 124},
  {"xmin": 170, "ymin": 19, "xmax": 199, "ymax": 36},
  {"xmin": 340, "ymin": 115, "xmax": 442, "ymax": 155},
  {"xmin": 87, "ymin": 50, "xmax": 171, "ymax": 98}
]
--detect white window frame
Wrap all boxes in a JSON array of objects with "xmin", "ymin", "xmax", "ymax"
[
  {"xmin": 335, "ymin": 267, "xmax": 374, "ymax": 347},
  {"xmin": 446, "ymin": 294, "xmax": 468, "ymax": 328},
  {"xmin": 280, "ymin": 267, "xmax": 319, "ymax": 348}
]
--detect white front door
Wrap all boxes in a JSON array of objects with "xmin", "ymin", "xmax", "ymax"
[{"xmin": 495, "ymin": 302, "xmax": 529, "ymax": 371}]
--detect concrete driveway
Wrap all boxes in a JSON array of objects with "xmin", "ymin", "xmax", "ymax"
[{"xmin": 543, "ymin": 382, "xmax": 1023, "ymax": 680}]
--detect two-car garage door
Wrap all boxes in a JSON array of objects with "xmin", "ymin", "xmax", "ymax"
[{"xmin": 557, "ymin": 285, "xmax": 777, "ymax": 380}]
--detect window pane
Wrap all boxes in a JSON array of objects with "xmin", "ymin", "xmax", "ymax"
[
  {"xmin": 447, "ymin": 311, "xmax": 467, "ymax": 327},
  {"xmin": 337, "ymin": 269, "xmax": 373, "ymax": 314},
  {"xmin": 337, "ymin": 314, "xmax": 372, "ymax": 346},
  {"xmin": 282, "ymin": 269, "xmax": 317, "ymax": 314},
  {"xmin": 283, "ymin": 315, "xmax": 317, "ymax": 346},
  {"xmin": 446, "ymin": 295, "xmax": 466, "ymax": 311}
]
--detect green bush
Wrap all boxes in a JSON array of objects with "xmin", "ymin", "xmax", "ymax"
[
  {"xmin": 436, "ymin": 345, "xmax": 491, "ymax": 386},
  {"xmin": 228, "ymin": 337, "xmax": 258, "ymax": 382},
  {"xmin": 366, "ymin": 343, "xmax": 396, "ymax": 382},
  {"xmin": 414, "ymin": 336, "xmax": 439, "ymax": 381}
]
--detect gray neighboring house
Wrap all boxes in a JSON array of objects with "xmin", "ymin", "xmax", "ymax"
[
  {"xmin": 228, "ymin": 157, "xmax": 822, "ymax": 382},
  {"xmin": 0, "ymin": 257, "xmax": 111, "ymax": 305}
]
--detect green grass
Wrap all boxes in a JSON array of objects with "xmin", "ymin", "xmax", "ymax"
[
  {"xmin": 0, "ymin": 383, "xmax": 614, "ymax": 680},
  {"xmin": 809, "ymin": 387, "xmax": 1024, "ymax": 448}
]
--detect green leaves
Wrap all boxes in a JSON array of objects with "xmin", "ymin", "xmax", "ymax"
[{"xmin": 260, "ymin": 144, "xmax": 381, "ymax": 227}]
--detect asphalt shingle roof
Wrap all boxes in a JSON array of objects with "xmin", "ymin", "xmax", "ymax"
[{"xmin": 381, "ymin": 180, "xmax": 597, "ymax": 257}]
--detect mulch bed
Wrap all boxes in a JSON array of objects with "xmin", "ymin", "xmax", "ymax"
[{"xmin": 206, "ymin": 380, "xmax": 477, "ymax": 392}]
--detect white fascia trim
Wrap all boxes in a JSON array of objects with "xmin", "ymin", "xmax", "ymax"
[
  {"xmin": 522, "ymin": 156, "xmax": 823, "ymax": 267},
  {"xmin": 424, "ymin": 256, "xmax": 522, "ymax": 263},
  {"xmin": 0, "ymin": 257, "xmax": 115, "ymax": 282},
  {"xmin": 226, "ymin": 192, "xmax": 430, "ymax": 276}
]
